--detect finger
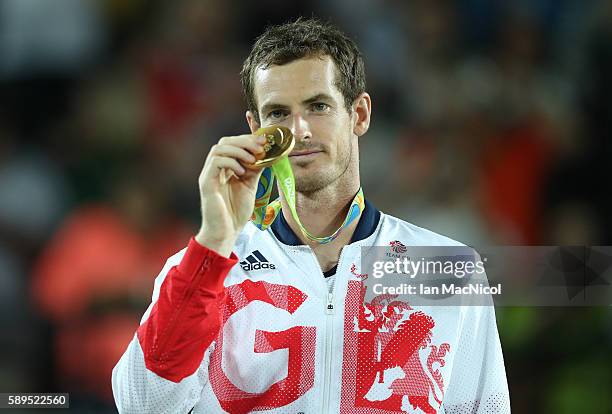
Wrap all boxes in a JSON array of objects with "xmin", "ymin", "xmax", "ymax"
[
  {"xmin": 211, "ymin": 144, "xmax": 257, "ymax": 165},
  {"xmin": 209, "ymin": 155, "xmax": 246, "ymax": 178},
  {"xmin": 218, "ymin": 135, "xmax": 267, "ymax": 156},
  {"xmin": 241, "ymin": 164, "xmax": 265, "ymax": 184},
  {"xmin": 219, "ymin": 168, "xmax": 235, "ymax": 185}
]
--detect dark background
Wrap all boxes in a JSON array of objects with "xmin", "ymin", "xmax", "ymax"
[{"xmin": 0, "ymin": 0, "xmax": 611, "ymax": 412}]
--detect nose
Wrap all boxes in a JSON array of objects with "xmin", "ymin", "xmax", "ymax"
[{"xmin": 290, "ymin": 113, "xmax": 312, "ymax": 141}]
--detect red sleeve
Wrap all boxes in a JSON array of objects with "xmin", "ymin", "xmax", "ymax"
[{"xmin": 137, "ymin": 237, "xmax": 238, "ymax": 382}]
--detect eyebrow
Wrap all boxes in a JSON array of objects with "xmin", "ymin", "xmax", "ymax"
[
  {"xmin": 302, "ymin": 93, "xmax": 334, "ymax": 105},
  {"xmin": 260, "ymin": 93, "xmax": 334, "ymax": 115}
]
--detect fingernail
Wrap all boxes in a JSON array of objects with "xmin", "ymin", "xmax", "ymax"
[{"xmin": 256, "ymin": 136, "xmax": 266, "ymax": 143}]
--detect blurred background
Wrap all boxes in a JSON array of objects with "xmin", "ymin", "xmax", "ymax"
[{"xmin": 0, "ymin": 0, "xmax": 611, "ymax": 412}]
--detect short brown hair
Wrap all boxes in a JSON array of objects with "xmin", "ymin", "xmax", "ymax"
[{"xmin": 241, "ymin": 17, "xmax": 366, "ymax": 122}]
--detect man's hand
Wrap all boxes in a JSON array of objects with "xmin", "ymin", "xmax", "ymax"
[{"xmin": 195, "ymin": 134, "xmax": 267, "ymax": 257}]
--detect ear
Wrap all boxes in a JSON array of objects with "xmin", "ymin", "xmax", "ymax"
[
  {"xmin": 246, "ymin": 111, "xmax": 260, "ymax": 133},
  {"xmin": 352, "ymin": 92, "xmax": 372, "ymax": 137}
]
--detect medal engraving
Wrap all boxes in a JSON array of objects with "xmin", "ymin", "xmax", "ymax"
[{"xmin": 251, "ymin": 126, "xmax": 294, "ymax": 168}]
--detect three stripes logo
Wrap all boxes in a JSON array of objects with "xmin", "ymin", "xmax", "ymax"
[{"xmin": 240, "ymin": 250, "xmax": 276, "ymax": 271}]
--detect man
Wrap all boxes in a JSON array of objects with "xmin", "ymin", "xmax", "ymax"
[{"xmin": 112, "ymin": 18, "xmax": 510, "ymax": 413}]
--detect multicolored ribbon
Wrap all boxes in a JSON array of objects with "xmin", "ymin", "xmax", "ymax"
[{"xmin": 251, "ymin": 155, "xmax": 365, "ymax": 244}]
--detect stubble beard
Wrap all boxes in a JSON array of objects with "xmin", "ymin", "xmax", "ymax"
[{"xmin": 294, "ymin": 140, "xmax": 354, "ymax": 194}]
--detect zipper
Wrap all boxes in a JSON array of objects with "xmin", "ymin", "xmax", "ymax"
[
  {"xmin": 325, "ymin": 292, "xmax": 335, "ymax": 314},
  {"xmin": 322, "ymin": 303, "xmax": 334, "ymax": 413},
  {"xmin": 320, "ymin": 246, "xmax": 348, "ymax": 413}
]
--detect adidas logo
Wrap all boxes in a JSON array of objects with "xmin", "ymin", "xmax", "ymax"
[{"xmin": 240, "ymin": 250, "xmax": 276, "ymax": 271}]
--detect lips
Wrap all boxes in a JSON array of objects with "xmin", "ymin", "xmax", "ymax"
[{"xmin": 289, "ymin": 150, "xmax": 323, "ymax": 157}]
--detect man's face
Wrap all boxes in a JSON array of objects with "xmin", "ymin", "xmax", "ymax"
[{"xmin": 251, "ymin": 56, "xmax": 356, "ymax": 193}]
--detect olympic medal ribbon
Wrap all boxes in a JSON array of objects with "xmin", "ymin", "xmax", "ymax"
[{"xmin": 250, "ymin": 127, "xmax": 364, "ymax": 244}]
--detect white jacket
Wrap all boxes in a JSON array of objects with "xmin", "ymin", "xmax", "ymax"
[{"xmin": 112, "ymin": 201, "xmax": 510, "ymax": 413}]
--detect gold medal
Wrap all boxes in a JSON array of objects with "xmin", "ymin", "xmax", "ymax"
[
  {"xmin": 219, "ymin": 125, "xmax": 294, "ymax": 184},
  {"xmin": 250, "ymin": 126, "xmax": 294, "ymax": 168}
]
